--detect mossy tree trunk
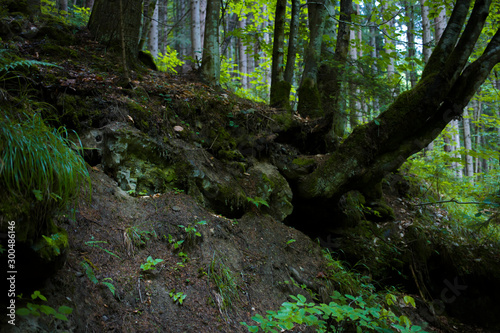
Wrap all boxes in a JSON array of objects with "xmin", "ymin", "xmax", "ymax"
[
  {"xmin": 298, "ymin": 0, "xmax": 500, "ymax": 201},
  {"xmin": 88, "ymin": 0, "xmax": 143, "ymax": 67},
  {"xmin": 317, "ymin": 0, "xmax": 353, "ymax": 142},
  {"xmin": 297, "ymin": 0, "xmax": 326, "ymax": 118},
  {"xmin": 269, "ymin": 0, "xmax": 288, "ymax": 108},
  {"xmin": 201, "ymin": 0, "xmax": 221, "ymax": 86}
]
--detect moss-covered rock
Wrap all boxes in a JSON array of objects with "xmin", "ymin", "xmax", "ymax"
[{"xmin": 270, "ymin": 80, "xmax": 291, "ymax": 109}]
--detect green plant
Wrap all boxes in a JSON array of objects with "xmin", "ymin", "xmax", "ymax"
[
  {"xmin": 85, "ymin": 236, "xmax": 121, "ymax": 259},
  {"xmin": 126, "ymin": 223, "xmax": 157, "ymax": 249},
  {"xmin": 247, "ymin": 196, "xmax": 270, "ymax": 209},
  {"xmin": 169, "ymin": 289, "xmax": 187, "ymax": 305},
  {"xmin": 80, "ymin": 261, "xmax": 116, "ymax": 296},
  {"xmin": 208, "ymin": 253, "xmax": 240, "ymax": 319},
  {"xmin": 177, "ymin": 220, "xmax": 207, "ymax": 248},
  {"xmin": 286, "ymin": 239, "xmax": 296, "ymax": 246},
  {"xmin": 166, "ymin": 234, "xmax": 185, "ymax": 250},
  {"xmin": 156, "ymin": 46, "xmax": 185, "ymax": 73},
  {"xmin": 241, "ymin": 292, "xmax": 424, "ymax": 333},
  {"xmin": 16, "ymin": 291, "xmax": 73, "ymax": 321},
  {"xmin": 140, "ymin": 256, "xmax": 164, "ymax": 271},
  {"xmin": 0, "ymin": 114, "xmax": 90, "ymax": 231}
]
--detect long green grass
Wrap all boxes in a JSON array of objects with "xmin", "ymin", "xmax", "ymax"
[{"xmin": 0, "ymin": 113, "xmax": 90, "ymax": 223}]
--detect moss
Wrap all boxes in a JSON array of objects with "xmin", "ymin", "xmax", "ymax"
[
  {"xmin": 138, "ymin": 50, "xmax": 158, "ymax": 71},
  {"xmin": 270, "ymin": 80, "xmax": 291, "ymax": 109},
  {"xmin": 292, "ymin": 157, "xmax": 315, "ymax": 167},
  {"xmin": 297, "ymin": 77, "xmax": 323, "ymax": 118},
  {"xmin": 271, "ymin": 112, "xmax": 295, "ymax": 131},
  {"xmin": 218, "ymin": 149, "xmax": 244, "ymax": 162},
  {"xmin": 40, "ymin": 43, "xmax": 78, "ymax": 58},
  {"xmin": 54, "ymin": 94, "xmax": 100, "ymax": 130}
]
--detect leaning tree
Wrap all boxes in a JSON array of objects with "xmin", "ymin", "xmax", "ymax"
[{"xmin": 297, "ymin": 0, "xmax": 500, "ymax": 201}]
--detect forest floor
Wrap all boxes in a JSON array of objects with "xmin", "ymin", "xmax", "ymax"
[{"xmin": 0, "ymin": 15, "xmax": 497, "ymax": 333}]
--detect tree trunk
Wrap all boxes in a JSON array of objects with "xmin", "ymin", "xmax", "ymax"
[
  {"xmin": 88, "ymin": 0, "xmax": 143, "ymax": 67},
  {"xmin": 201, "ymin": 0, "xmax": 221, "ymax": 85},
  {"xmin": 421, "ymin": 0, "xmax": 433, "ymax": 153},
  {"xmin": 451, "ymin": 119, "xmax": 463, "ymax": 178},
  {"xmin": 462, "ymin": 103, "xmax": 474, "ymax": 179},
  {"xmin": 85, "ymin": 0, "xmax": 95, "ymax": 9},
  {"xmin": 284, "ymin": 0, "xmax": 299, "ymax": 86},
  {"xmin": 297, "ymin": 0, "xmax": 327, "ymax": 118},
  {"xmin": 139, "ymin": 0, "xmax": 158, "ymax": 51},
  {"xmin": 148, "ymin": 0, "xmax": 159, "ymax": 57},
  {"xmin": 191, "ymin": 0, "xmax": 202, "ymax": 67},
  {"xmin": 405, "ymin": 1, "xmax": 417, "ymax": 88},
  {"xmin": 238, "ymin": 16, "xmax": 248, "ymax": 90},
  {"xmin": 317, "ymin": 0, "xmax": 353, "ymax": 141},
  {"xmin": 270, "ymin": 0, "xmax": 288, "ymax": 108},
  {"xmin": 297, "ymin": 0, "xmax": 500, "ymax": 201}
]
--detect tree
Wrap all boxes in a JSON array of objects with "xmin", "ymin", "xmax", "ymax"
[
  {"xmin": 201, "ymin": 0, "xmax": 221, "ymax": 85},
  {"xmin": 191, "ymin": 0, "xmax": 203, "ymax": 67},
  {"xmin": 463, "ymin": 102, "xmax": 474, "ymax": 178},
  {"xmin": 297, "ymin": 0, "xmax": 500, "ymax": 202},
  {"xmin": 297, "ymin": 0, "xmax": 327, "ymax": 118},
  {"xmin": 269, "ymin": 0, "xmax": 288, "ymax": 108},
  {"xmin": 88, "ymin": 0, "xmax": 143, "ymax": 67}
]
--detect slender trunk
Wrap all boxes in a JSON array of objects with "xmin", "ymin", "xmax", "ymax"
[
  {"xmin": 148, "ymin": 1, "xmax": 159, "ymax": 57},
  {"xmin": 139, "ymin": 0, "xmax": 158, "ymax": 50},
  {"xmin": 270, "ymin": 0, "xmax": 288, "ymax": 108},
  {"xmin": 238, "ymin": 16, "xmax": 248, "ymax": 89},
  {"xmin": 451, "ymin": 119, "xmax": 463, "ymax": 178},
  {"xmin": 191, "ymin": 0, "xmax": 202, "ymax": 67},
  {"xmin": 119, "ymin": 0, "xmax": 130, "ymax": 84},
  {"xmin": 201, "ymin": 0, "xmax": 221, "ymax": 85},
  {"xmin": 284, "ymin": 0, "xmax": 299, "ymax": 85},
  {"xmin": 462, "ymin": 103, "xmax": 474, "ymax": 179},
  {"xmin": 348, "ymin": 6, "xmax": 359, "ymax": 129},
  {"xmin": 297, "ymin": 0, "xmax": 326, "ymax": 118},
  {"xmin": 85, "ymin": 0, "xmax": 94, "ymax": 9},
  {"xmin": 405, "ymin": 1, "xmax": 416, "ymax": 88},
  {"xmin": 421, "ymin": 0, "xmax": 433, "ymax": 153}
]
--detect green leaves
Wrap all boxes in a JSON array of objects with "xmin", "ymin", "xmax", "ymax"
[
  {"xmin": 140, "ymin": 256, "xmax": 164, "ymax": 271},
  {"xmin": 16, "ymin": 291, "xmax": 73, "ymax": 322}
]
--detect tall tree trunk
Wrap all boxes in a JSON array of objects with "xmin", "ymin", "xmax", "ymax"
[
  {"xmin": 201, "ymin": 0, "xmax": 221, "ymax": 85},
  {"xmin": 238, "ymin": 16, "xmax": 248, "ymax": 90},
  {"xmin": 297, "ymin": 0, "xmax": 500, "ymax": 202},
  {"xmin": 284, "ymin": 0, "xmax": 299, "ymax": 86},
  {"xmin": 190, "ymin": 0, "xmax": 202, "ymax": 67},
  {"xmin": 148, "ymin": 1, "xmax": 159, "ymax": 57},
  {"xmin": 463, "ymin": 103, "xmax": 474, "ymax": 179},
  {"xmin": 270, "ymin": 0, "xmax": 288, "ymax": 108},
  {"xmin": 297, "ymin": 0, "xmax": 327, "ymax": 118},
  {"xmin": 451, "ymin": 119, "xmax": 463, "ymax": 178},
  {"xmin": 85, "ymin": 0, "xmax": 94, "ymax": 9},
  {"xmin": 348, "ymin": 6, "xmax": 359, "ymax": 129},
  {"xmin": 159, "ymin": 0, "xmax": 168, "ymax": 53},
  {"xmin": 421, "ymin": 0, "xmax": 433, "ymax": 153},
  {"xmin": 138, "ymin": 0, "xmax": 158, "ymax": 50},
  {"xmin": 405, "ymin": 1, "xmax": 417, "ymax": 88},
  {"xmin": 316, "ymin": 0, "xmax": 353, "ymax": 142}
]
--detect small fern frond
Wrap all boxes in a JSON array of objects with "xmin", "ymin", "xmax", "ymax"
[{"xmin": 0, "ymin": 59, "xmax": 61, "ymax": 72}]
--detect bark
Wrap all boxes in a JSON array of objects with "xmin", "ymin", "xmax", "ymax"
[
  {"xmin": 139, "ymin": 0, "xmax": 158, "ymax": 51},
  {"xmin": 238, "ymin": 16, "xmax": 248, "ymax": 89},
  {"xmin": 451, "ymin": 119, "xmax": 463, "ymax": 178},
  {"xmin": 405, "ymin": 1, "xmax": 417, "ymax": 88},
  {"xmin": 191, "ymin": 0, "xmax": 202, "ymax": 67},
  {"xmin": 201, "ymin": 0, "xmax": 221, "ymax": 85},
  {"xmin": 297, "ymin": 0, "xmax": 327, "ymax": 118},
  {"xmin": 462, "ymin": 104, "xmax": 474, "ymax": 178},
  {"xmin": 316, "ymin": 0, "xmax": 353, "ymax": 139},
  {"xmin": 148, "ymin": 1, "xmax": 159, "ymax": 57},
  {"xmin": 85, "ymin": 0, "xmax": 95, "ymax": 9},
  {"xmin": 269, "ymin": 0, "xmax": 288, "ymax": 108},
  {"xmin": 420, "ymin": 0, "xmax": 431, "ymax": 62},
  {"xmin": 88, "ymin": 0, "xmax": 143, "ymax": 66},
  {"xmin": 297, "ymin": 0, "xmax": 499, "ymax": 200},
  {"xmin": 284, "ymin": 0, "xmax": 299, "ymax": 85}
]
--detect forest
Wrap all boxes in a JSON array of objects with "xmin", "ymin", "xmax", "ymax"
[{"xmin": 0, "ymin": 0, "xmax": 499, "ymax": 332}]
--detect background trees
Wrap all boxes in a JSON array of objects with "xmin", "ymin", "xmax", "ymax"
[{"xmin": 80, "ymin": 0, "xmax": 498, "ymax": 205}]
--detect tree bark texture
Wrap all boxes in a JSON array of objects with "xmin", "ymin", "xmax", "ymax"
[
  {"xmin": 270, "ymin": 0, "xmax": 288, "ymax": 108},
  {"xmin": 298, "ymin": 0, "xmax": 500, "ymax": 201},
  {"xmin": 201, "ymin": 0, "xmax": 221, "ymax": 85},
  {"xmin": 297, "ymin": 0, "xmax": 327, "ymax": 118}
]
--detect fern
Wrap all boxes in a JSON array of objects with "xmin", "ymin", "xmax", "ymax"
[{"xmin": 0, "ymin": 59, "xmax": 61, "ymax": 72}]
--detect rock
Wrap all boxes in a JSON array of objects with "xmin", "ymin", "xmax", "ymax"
[{"xmin": 247, "ymin": 162, "xmax": 293, "ymax": 221}]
